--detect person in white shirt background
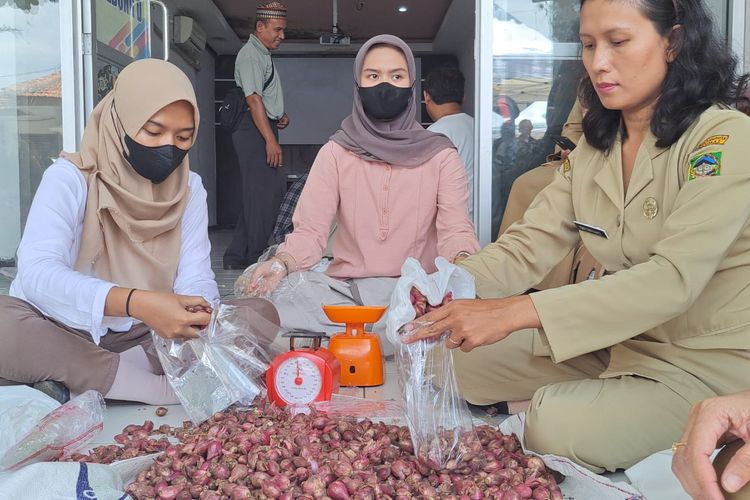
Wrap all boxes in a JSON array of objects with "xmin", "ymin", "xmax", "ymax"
[
  {"xmin": 423, "ymin": 66, "xmax": 475, "ymax": 218},
  {"xmin": 0, "ymin": 59, "xmax": 220, "ymax": 405}
]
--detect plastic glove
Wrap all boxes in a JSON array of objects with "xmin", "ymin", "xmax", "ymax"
[{"xmin": 234, "ymin": 258, "xmax": 287, "ymax": 300}]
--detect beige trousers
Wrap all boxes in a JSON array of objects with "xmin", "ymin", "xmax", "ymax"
[
  {"xmin": 714, "ymin": 440, "xmax": 750, "ymax": 500},
  {"xmin": 452, "ymin": 329, "xmax": 696, "ymax": 473},
  {"xmin": 0, "ymin": 295, "xmax": 151, "ymax": 395},
  {"xmin": 0, "ymin": 295, "xmax": 281, "ymax": 396}
]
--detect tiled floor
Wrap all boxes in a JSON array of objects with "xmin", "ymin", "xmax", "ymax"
[{"xmin": 208, "ymin": 228, "xmax": 246, "ymax": 299}]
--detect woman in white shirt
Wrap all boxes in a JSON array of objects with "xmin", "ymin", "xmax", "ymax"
[{"xmin": 0, "ymin": 59, "xmax": 219, "ymax": 404}]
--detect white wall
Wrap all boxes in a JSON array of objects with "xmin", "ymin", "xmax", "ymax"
[
  {"xmin": 746, "ymin": 9, "xmax": 749, "ymax": 72},
  {"xmin": 433, "ymin": 0, "xmax": 476, "ymax": 114}
]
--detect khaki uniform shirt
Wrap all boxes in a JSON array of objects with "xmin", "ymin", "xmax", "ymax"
[
  {"xmin": 235, "ymin": 34, "xmax": 284, "ymax": 120},
  {"xmin": 461, "ymin": 106, "xmax": 750, "ymax": 401}
]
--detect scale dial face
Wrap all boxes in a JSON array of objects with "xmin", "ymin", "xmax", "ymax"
[{"xmin": 274, "ymin": 356, "xmax": 323, "ymax": 405}]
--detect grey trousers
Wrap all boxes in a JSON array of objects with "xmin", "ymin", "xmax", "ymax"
[
  {"xmin": 224, "ymin": 115, "xmax": 285, "ymax": 266},
  {"xmin": 270, "ymin": 272, "xmax": 397, "ymax": 356}
]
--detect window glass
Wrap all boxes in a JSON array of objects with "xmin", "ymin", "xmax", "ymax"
[
  {"xmin": 490, "ymin": 0, "xmax": 582, "ymax": 239},
  {"xmin": 0, "ymin": 0, "xmax": 63, "ymax": 262}
]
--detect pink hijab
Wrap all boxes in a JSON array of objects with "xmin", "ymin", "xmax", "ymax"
[{"xmin": 330, "ymin": 34, "xmax": 455, "ymax": 167}]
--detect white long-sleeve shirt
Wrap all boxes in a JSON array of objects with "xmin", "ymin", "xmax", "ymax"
[{"xmin": 10, "ymin": 159, "xmax": 219, "ymax": 344}]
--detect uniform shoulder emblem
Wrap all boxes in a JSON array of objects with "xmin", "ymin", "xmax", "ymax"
[
  {"xmin": 694, "ymin": 135, "xmax": 729, "ymax": 150},
  {"xmin": 688, "ymin": 151, "xmax": 722, "ymax": 180},
  {"xmin": 562, "ymin": 158, "xmax": 572, "ymax": 173}
]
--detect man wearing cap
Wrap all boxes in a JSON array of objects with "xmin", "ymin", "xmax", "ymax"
[{"xmin": 224, "ymin": 1, "xmax": 290, "ymax": 269}]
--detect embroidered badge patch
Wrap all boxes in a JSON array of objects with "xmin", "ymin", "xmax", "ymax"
[
  {"xmin": 688, "ymin": 151, "xmax": 722, "ymax": 180},
  {"xmin": 562, "ymin": 158, "xmax": 572, "ymax": 173},
  {"xmin": 696, "ymin": 135, "xmax": 729, "ymax": 149}
]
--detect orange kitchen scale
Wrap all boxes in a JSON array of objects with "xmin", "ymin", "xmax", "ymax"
[{"xmin": 322, "ymin": 305, "xmax": 386, "ymax": 387}]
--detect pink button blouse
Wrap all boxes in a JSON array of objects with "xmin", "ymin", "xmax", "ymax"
[{"xmin": 278, "ymin": 141, "xmax": 480, "ymax": 279}]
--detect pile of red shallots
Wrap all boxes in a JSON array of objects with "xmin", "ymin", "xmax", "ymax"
[
  {"xmin": 410, "ymin": 287, "xmax": 453, "ymax": 318},
  {"xmin": 65, "ymin": 399, "xmax": 563, "ymax": 500}
]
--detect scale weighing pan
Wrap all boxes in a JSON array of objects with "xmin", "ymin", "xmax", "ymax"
[{"xmin": 322, "ymin": 305, "xmax": 386, "ymax": 387}]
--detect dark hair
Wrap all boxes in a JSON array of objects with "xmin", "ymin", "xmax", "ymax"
[
  {"xmin": 738, "ymin": 86, "xmax": 750, "ymax": 116},
  {"xmin": 579, "ymin": 0, "xmax": 748, "ymax": 151},
  {"xmin": 423, "ymin": 66, "xmax": 465, "ymax": 105}
]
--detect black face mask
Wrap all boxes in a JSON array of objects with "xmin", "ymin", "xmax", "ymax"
[
  {"xmin": 124, "ymin": 135, "xmax": 189, "ymax": 184},
  {"xmin": 358, "ymin": 82, "xmax": 413, "ymax": 121}
]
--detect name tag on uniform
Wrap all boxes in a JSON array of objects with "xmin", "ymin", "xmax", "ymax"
[{"xmin": 573, "ymin": 220, "xmax": 609, "ymax": 239}]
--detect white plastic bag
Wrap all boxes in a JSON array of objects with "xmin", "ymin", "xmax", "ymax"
[
  {"xmin": 386, "ymin": 257, "xmax": 477, "ymax": 469},
  {"xmin": 0, "ymin": 390, "xmax": 105, "ymax": 471},
  {"xmin": 153, "ymin": 303, "xmax": 272, "ymax": 424}
]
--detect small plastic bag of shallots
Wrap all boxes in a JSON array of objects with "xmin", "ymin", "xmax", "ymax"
[
  {"xmin": 153, "ymin": 302, "xmax": 275, "ymax": 424},
  {"xmin": 0, "ymin": 390, "xmax": 105, "ymax": 471},
  {"xmin": 386, "ymin": 257, "xmax": 478, "ymax": 471}
]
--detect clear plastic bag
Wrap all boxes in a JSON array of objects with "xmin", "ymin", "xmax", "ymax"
[
  {"xmin": 0, "ymin": 390, "xmax": 105, "ymax": 471},
  {"xmin": 234, "ymin": 260, "xmax": 288, "ymax": 300},
  {"xmin": 153, "ymin": 303, "xmax": 274, "ymax": 424},
  {"xmin": 0, "ymin": 386, "xmax": 60, "ymax": 459},
  {"xmin": 234, "ymin": 245, "xmax": 284, "ymax": 300},
  {"xmin": 386, "ymin": 257, "xmax": 478, "ymax": 470}
]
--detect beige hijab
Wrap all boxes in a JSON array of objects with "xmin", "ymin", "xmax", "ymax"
[{"xmin": 61, "ymin": 59, "xmax": 199, "ymax": 292}]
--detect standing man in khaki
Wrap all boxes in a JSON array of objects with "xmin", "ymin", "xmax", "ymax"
[{"xmin": 223, "ymin": 1, "xmax": 290, "ymax": 270}]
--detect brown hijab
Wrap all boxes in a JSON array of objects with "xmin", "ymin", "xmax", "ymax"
[
  {"xmin": 61, "ymin": 59, "xmax": 199, "ymax": 292},
  {"xmin": 330, "ymin": 34, "xmax": 455, "ymax": 167}
]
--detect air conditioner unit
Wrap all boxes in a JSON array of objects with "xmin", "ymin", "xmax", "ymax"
[{"xmin": 173, "ymin": 16, "xmax": 206, "ymax": 69}]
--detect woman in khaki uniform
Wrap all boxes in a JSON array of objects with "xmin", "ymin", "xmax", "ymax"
[{"xmin": 403, "ymin": 0, "xmax": 750, "ymax": 474}]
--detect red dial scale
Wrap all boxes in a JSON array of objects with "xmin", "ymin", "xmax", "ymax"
[{"xmin": 266, "ymin": 331, "xmax": 340, "ymax": 407}]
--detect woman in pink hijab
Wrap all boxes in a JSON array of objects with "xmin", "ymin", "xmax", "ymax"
[{"xmin": 238, "ymin": 34, "xmax": 479, "ymax": 353}]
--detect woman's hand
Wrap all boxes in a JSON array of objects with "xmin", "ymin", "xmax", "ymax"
[
  {"xmin": 129, "ymin": 290, "xmax": 213, "ymax": 339},
  {"xmin": 672, "ymin": 391, "xmax": 750, "ymax": 500},
  {"xmin": 400, "ymin": 295, "xmax": 541, "ymax": 352}
]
